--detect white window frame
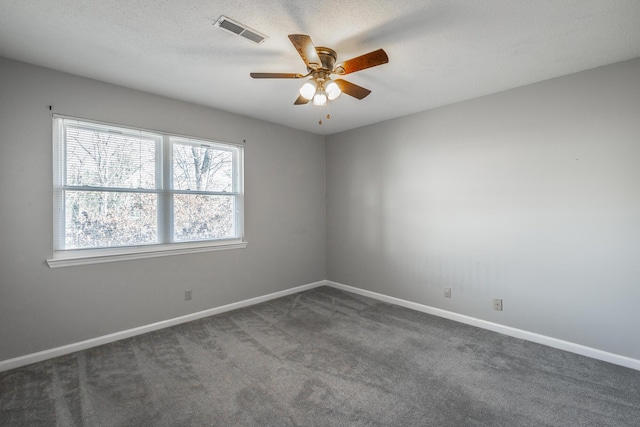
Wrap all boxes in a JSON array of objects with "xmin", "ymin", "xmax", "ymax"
[{"xmin": 47, "ymin": 115, "xmax": 246, "ymax": 268}]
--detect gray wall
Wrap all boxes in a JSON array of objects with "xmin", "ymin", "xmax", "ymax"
[
  {"xmin": 326, "ymin": 58, "xmax": 640, "ymax": 360},
  {"xmin": 2, "ymin": 54, "xmax": 639, "ymax": 364},
  {"xmin": 0, "ymin": 57, "xmax": 326, "ymax": 361}
]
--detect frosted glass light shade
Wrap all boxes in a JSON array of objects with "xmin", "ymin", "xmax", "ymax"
[
  {"xmin": 313, "ymin": 90, "xmax": 327, "ymax": 106},
  {"xmin": 325, "ymin": 80, "xmax": 341, "ymax": 100},
  {"xmin": 299, "ymin": 81, "xmax": 317, "ymax": 100}
]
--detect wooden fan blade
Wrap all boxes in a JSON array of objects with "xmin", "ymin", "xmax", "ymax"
[
  {"xmin": 335, "ymin": 79, "xmax": 371, "ymax": 100},
  {"xmin": 334, "ymin": 49, "xmax": 389, "ymax": 75},
  {"xmin": 250, "ymin": 72, "xmax": 305, "ymax": 79},
  {"xmin": 294, "ymin": 95, "xmax": 311, "ymax": 105},
  {"xmin": 288, "ymin": 34, "xmax": 322, "ymax": 70}
]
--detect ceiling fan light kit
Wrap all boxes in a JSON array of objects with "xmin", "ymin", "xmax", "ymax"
[
  {"xmin": 325, "ymin": 80, "xmax": 341, "ymax": 100},
  {"xmin": 251, "ymin": 34, "xmax": 388, "ymax": 116},
  {"xmin": 312, "ymin": 89, "xmax": 327, "ymax": 106},
  {"xmin": 299, "ymin": 81, "xmax": 317, "ymax": 100}
]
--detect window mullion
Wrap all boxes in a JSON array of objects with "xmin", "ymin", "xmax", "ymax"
[{"xmin": 159, "ymin": 135, "xmax": 173, "ymax": 243}]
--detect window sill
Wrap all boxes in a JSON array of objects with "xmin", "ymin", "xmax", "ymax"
[{"xmin": 46, "ymin": 240, "xmax": 248, "ymax": 268}]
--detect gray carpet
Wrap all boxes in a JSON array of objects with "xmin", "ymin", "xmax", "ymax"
[{"xmin": 1, "ymin": 286, "xmax": 639, "ymax": 426}]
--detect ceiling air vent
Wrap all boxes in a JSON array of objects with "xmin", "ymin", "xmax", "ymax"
[{"xmin": 214, "ymin": 16, "xmax": 267, "ymax": 44}]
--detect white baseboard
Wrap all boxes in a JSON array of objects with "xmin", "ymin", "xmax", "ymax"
[
  {"xmin": 325, "ymin": 281, "xmax": 640, "ymax": 371},
  {"xmin": 3, "ymin": 279, "xmax": 639, "ymax": 373},
  {"xmin": 0, "ymin": 280, "xmax": 326, "ymax": 373}
]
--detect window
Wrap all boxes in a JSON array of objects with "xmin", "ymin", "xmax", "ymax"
[{"xmin": 49, "ymin": 116, "xmax": 245, "ymax": 267}]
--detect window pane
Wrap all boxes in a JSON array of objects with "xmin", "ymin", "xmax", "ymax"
[
  {"xmin": 172, "ymin": 141, "xmax": 234, "ymax": 192},
  {"xmin": 54, "ymin": 116, "xmax": 244, "ymax": 253},
  {"xmin": 64, "ymin": 191, "xmax": 157, "ymax": 249},
  {"xmin": 65, "ymin": 125, "xmax": 157, "ymax": 189},
  {"xmin": 174, "ymin": 194, "xmax": 235, "ymax": 241}
]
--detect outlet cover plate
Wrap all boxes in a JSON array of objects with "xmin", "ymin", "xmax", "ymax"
[{"xmin": 493, "ymin": 298, "xmax": 503, "ymax": 311}]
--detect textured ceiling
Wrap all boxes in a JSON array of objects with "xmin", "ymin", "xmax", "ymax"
[{"xmin": 1, "ymin": 0, "xmax": 639, "ymax": 135}]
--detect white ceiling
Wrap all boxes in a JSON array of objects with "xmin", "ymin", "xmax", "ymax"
[{"xmin": 1, "ymin": 1, "xmax": 639, "ymax": 135}]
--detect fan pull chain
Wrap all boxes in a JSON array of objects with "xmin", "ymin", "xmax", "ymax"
[{"xmin": 319, "ymin": 105, "xmax": 331, "ymax": 125}]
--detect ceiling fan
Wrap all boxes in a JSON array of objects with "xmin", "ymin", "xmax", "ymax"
[{"xmin": 250, "ymin": 34, "xmax": 389, "ymax": 107}]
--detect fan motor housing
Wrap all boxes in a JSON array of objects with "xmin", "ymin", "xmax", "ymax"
[{"xmin": 312, "ymin": 47, "xmax": 338, "ymax": 72}]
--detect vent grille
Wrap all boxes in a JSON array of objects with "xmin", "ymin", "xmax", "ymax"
[{"xmin": 214, "ymin": 16, "xmax": 267, "ymax": 44}]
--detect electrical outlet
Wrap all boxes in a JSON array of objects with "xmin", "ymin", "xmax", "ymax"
[
  {"xmin": 185, "ymin": 289, "xmax": 192, "ymax": 301},
  {"xmin": 444, "ymin": 288, "xmax": 451, "ymax": 298},
  {"xmin": 493, "ymin": 298, "xmax": 503, "ymax": 311}
]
